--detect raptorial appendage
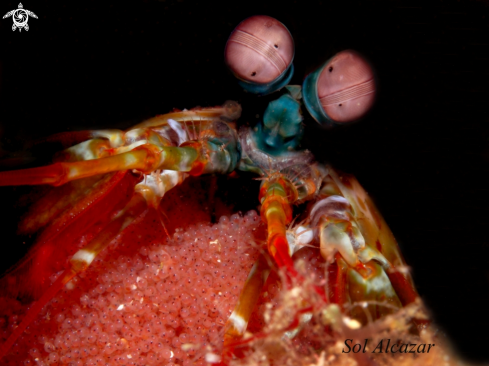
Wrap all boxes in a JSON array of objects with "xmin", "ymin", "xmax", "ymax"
[
  {"xmin": 220, "ymin": 84, "xmax": 425, "ymax": 362},
  {"xmin": 0, "ymin": 12, "xmax": 458, "ymax": 365},
  {"xmin": 0, "ymin": 102, "xmax": 244, "ymax": 361},
  {"xmin": 0, "ymin": 96, "xmax": 448, "ymax": 365}
]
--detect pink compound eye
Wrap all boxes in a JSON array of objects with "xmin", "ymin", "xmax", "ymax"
[
  {"xmin": 303, "ymin": 50, "xmax": 376, "ymax": 125},
  {"xmin": 225, "ymin": 15, "xmax": 294, "ymax": 94}
]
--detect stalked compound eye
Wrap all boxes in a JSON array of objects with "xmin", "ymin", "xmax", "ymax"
[
  {"xmin": 225, "ymin": 15, "xmax": 295, "ymax": 95},
  {"xmin": 303, "ymin": 50, "xmax": 376, "ymax": 126}
]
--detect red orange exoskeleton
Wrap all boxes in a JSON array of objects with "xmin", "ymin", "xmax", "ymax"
[{"xmin": 0, "ymin": 14, "xmax": 453, "ymax": 366}]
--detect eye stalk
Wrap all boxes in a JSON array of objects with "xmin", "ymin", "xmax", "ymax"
[
  {"xmin": 303, "ymin": 50, "xmax": 377, "ymax": 126},
  {"xmin": 225, "ymin": 15, "xmax": 295, "ymax": 95}
]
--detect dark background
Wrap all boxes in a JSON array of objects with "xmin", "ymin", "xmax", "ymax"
[{"xmin": 1, "ymin": 0, "xmax": 489, "ymax": 363}]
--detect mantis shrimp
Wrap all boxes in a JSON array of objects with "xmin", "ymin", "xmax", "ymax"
[{"xmin": 0, "ymin": 14, "xmax": 457, "ymax": 366}]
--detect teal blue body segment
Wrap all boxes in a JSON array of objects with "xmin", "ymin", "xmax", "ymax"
[{"xmin": 302, "ymin": 60, "xmax": 336, "ymax": 127}]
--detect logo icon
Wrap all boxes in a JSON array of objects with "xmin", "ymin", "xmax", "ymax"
[{"xmin": 3, "ymin": 3, "xmax": 37, "ymax": 32}]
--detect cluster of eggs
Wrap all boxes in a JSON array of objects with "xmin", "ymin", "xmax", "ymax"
[{"xmin": 1, "ymin": 211, "xmax": 263, "ymax": 366}]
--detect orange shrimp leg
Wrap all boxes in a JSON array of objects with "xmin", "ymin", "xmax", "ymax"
[
  {"xmin": 0, "ymin": 144, "xmax": 185, "ymax": 186},
  {"xmin": 0, "ymin": 138, "xmax": 237, "ymax": 187},
  {"xmin": 3, "ymin": 171, "xmax": 140, "ymax": 300},
  {"xmin": 224, "ymin": 254, "xmax": 271, "ymax": 345},
  {"xmin": 221, "ymin": 177, "xmax": 300, "ymax": 353},
  {"xmin": 0, "ymin": 192, "xmax": 148, "ymax": 360},
  {"xmin": 259, "ymin": 176, "xmax": 298, "ymax": 274},
  {"xmin": 259, "ymin": 176, "xmax": 327, "ymax": 300}
]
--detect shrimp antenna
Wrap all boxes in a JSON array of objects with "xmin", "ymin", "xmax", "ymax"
[{"xmin": 157, "ymin": 205, "xmax": 171, "ymax": 238}]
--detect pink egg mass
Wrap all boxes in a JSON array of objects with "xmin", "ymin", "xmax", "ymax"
[{"xmin": 0, "ymin": 179, "xmax": 266, "ymax": 365}]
